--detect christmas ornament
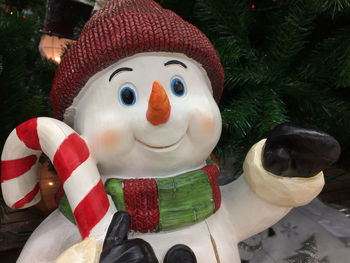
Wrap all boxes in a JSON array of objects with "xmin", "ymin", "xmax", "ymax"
[{"xmin": 0, "ymin": 0, "xmax": 340, "ymax": 262}]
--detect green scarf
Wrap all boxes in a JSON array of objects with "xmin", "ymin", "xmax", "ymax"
[{"xmin": 59, "ymin": 155, "xmax": 220, "ymax": 233}]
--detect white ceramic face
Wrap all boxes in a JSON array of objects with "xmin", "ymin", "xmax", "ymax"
[{"xmin": 67, "ymin": 53, "xmax": 222, "ymax": 177}]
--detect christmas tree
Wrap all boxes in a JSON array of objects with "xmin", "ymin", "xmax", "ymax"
[{"xmin": 192, "ymin": 0, "xmax": 350, "ymax": 173}]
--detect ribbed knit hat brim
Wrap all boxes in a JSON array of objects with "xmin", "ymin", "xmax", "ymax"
[{"xmin": 51, "ymin": 0, "xmax": 225, "ymax": 120}]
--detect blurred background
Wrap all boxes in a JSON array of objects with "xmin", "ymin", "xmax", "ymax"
[{"xmin": 0, "ymin": 0, "xmax": 349, "ymax": 262}]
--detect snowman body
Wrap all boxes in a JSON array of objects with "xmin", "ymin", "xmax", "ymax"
[
  {"xmin": 15, "ymin": 53, "xmax": 324, "ymax": 263},
  {"xmin": 18, "ymin": 175, "xmax": 291, "ymax": 263}
]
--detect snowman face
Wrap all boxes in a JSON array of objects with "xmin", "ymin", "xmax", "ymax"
[{"xmin": 68, "ymin": 53, "xmax": 222, "ymax": 177}]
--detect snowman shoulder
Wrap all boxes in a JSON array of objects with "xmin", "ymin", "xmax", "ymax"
[{"xmin": 243, "ymin": 139, "xmax": 325, "ymax": 207}]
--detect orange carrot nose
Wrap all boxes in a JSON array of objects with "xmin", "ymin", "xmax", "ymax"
[{"xmin": 146, "ymin": 81, "xmax": 171, "ymax": 126}]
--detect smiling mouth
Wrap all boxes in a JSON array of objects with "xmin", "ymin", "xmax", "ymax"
[{"xmin": 136, "ymin": 136, "xmax": 184, "ymax": 150}]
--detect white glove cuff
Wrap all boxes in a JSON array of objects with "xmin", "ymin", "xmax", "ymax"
[{"xmin": 243, "ymin": 139, "xmax": 325, "ymax": 207}]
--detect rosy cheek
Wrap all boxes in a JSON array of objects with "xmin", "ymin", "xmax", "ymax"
[
  {"xmin": 100, "ymin": 129, "xmax": 120, "ymax": 150},
  {"xmin": 200, "ymin": 115, "xmax": 214, "ymax": 134}
]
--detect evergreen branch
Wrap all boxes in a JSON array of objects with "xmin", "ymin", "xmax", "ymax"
[
  {"xmin": 220, "ymin": 91, "xmax": 260, "ymax": 137},
  {"xmin": 297, "ymin": 26, "xmax": 350, "ymax": 87},
  {"xmin": 316, "ymin": 0, "xmax": 350, "ymax": 17},
  {"xmin": 279, "ymin": 80, "xmax": 350, "ymax": 120},
  {"xmin": 214, "ymin": 36, "xmax": 242, "ymax": 63},
  {"xmin": 194, "ymin": 0, "xmax": 254, "ymax": 48},
  {"xmin": 252, "ymin": 2, "xmax": 289, "ymax": 12},
  {"xmin": 224, "ymin": 55, "xmax": 272, "ymax": 89},
  {"xmin": 254, "ymin": 89, "xmax": 289, "ymax": 135},
  {"xmin": 266, "ymin": 0, "xmax": 320, "ymax": 69}
]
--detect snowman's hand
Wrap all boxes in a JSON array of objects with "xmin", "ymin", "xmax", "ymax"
[
  {"xmin": 262, "ymin": 123, "xmax": 340, "ymax": 178},
  {"xmin": 99, "ymin": 212, "xmax": 159, "ymax": 263}
]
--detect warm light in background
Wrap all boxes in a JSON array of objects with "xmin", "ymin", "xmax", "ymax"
[
  {"xmin": 36, "ymin": 161, "xmax": 62, "ymax": 214},
  {"xmin": 39, "ymin": 34, "xmax": 75, "ymax": 64}
]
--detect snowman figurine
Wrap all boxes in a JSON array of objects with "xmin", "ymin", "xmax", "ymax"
[{"xmin": 1, "ymin": 0, "xmax": 340, "ymax": 262}]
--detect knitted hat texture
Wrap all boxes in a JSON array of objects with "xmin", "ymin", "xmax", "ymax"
[{"xmin": 50, "ymin": 0, "xmax": 225, "ymax": 120}]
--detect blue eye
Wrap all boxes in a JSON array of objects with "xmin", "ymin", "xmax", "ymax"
[
  {"xmin": 171, "ymin": 78, "xmax": 185, "ymax": 97},
  {"xmin": 120, "ymin": 87, "xmax": 136, "ymax": 106}
]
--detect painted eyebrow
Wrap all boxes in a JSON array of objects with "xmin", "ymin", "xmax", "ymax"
[
  {"xmin": 164, "ymin": 60, "xmax": 187, "ymax": 69},
  {"xmin": 109, "ymin": 67, "xmax": 133, "ymax": 82}
]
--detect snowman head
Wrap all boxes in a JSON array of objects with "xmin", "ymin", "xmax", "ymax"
[{"xmin": 50, "ymin": 0, "xmax": 225, "ymax": 177}]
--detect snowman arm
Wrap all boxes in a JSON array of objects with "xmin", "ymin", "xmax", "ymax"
[
  {"xmin": 220, "ymin": 139, "xmax": 324, "ymax": 242},
  {"xmin": 1, "ymin": 117, "xmax": 116, "ymax": 240}
]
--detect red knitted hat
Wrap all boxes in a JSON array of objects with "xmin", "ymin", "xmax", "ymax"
[{"xmin": 50, "ymin": 0, "xmax": 225, "ymax": 120}]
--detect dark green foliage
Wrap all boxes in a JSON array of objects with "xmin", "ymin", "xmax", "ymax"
[
  {"xmin": 157, "ymin": 0, "xmax": 196, "ymax": 22},
  {"xmin": 0, "ymin": 55, "xmax": 3, "ymax": 74},
  {"xmin": 190, "ymin": 0, "xmax": 350, "ymax": 173}
]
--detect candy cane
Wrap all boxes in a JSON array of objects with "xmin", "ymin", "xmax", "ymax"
[{"xmin": 1, "ymin": 117, "xmax": 116, "ymax": 239}]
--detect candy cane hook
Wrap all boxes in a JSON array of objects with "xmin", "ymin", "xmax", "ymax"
[{"xmin": 1, "ymin": 117, "xmax": 116, "ymax": 240}]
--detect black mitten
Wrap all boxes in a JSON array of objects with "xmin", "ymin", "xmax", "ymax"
[
  {"xmin": 99, "ymin": 212, "xmax": 159, "ymax": 263},
  {"xmin": 262, "ymin": 123, "xmax": 341, "ymax": 178}
]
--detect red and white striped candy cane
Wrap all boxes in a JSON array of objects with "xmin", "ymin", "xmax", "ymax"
[{"xmin": 1, "ymin": 117, "xmax": 116, "ymax": 239}]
